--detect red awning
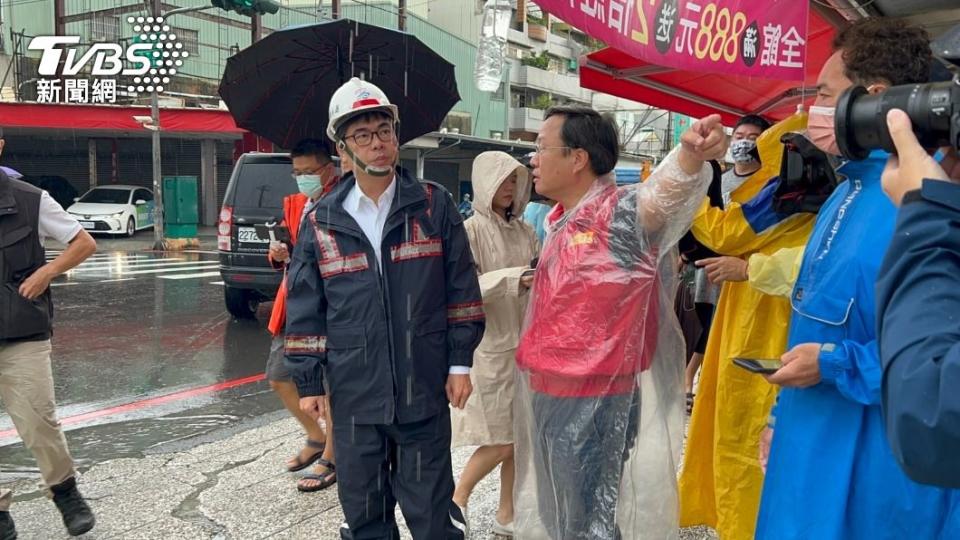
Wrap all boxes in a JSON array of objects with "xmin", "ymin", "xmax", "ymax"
[
  {"xmin": 0, "ymin": 102, "xmax": 245, "ymax": 134},
  {"xmin": 579, "ymin": 8, "xmax": 837, "ymax": 125}
]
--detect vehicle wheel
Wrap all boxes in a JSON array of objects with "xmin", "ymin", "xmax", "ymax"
[
  {"xmin": 225, "ymin": 286, "xmax": 259, "ymax": 319},
  {"xmin": 126, "ymin": 217, "xmax": 136, "ymax": 237}
]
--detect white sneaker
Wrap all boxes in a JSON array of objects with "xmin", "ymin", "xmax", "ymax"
[{"xmin": 492, "ymin": 518, "xmax": 514, "ymax": 537}]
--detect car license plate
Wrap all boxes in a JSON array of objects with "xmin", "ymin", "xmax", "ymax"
[
  {"xmin": 80, "ymin": 221, "xmax": 95, "ymax": 230},
  {"xmin": 238, "ymin": 227, "xmax": 267, "ymax": 244}
]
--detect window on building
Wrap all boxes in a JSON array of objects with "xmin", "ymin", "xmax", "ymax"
[
  {"xmin": 90, "ymin": 14, "xmax": 120, "ymax": 42},
  {"xmin": 171, "ymin": 27, "xmax": 200, "ymax": 55},
  {"xmin": 443, "ymin": 113, "xmax": 473, "ymax": 136},
  {"xmin": 512, "ymin": 92, "xmax": 527, "ymax": 109},
  {"xmin": 507, "ymin": 45, "xmax": 524, "ymax": 61}
]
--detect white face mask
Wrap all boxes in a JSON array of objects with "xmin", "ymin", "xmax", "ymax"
[{"xmin": 730, "ymin": 139, "xmax": 758, "ymax": 163}]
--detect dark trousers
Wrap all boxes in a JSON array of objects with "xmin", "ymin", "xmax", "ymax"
[
  {"xmin": 531, "ymin": 391, "xmax": 640, "ymax": 540},
  {"xmin": 693, "ymin": 302, "xmax": 715, "ymax": 355},
  {"xmin": 333, "ymin": 408, "xmax": 465, "ymax": 540}
]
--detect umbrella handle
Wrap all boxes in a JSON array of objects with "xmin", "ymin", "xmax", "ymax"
[{"xmin": 265, "ymin": 219, "xmax": 278, "ymax": 243}]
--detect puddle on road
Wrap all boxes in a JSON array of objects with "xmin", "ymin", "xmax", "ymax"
[{"xmin": 0, "ymin": 383, "xmax": 282, "ymax": 479}]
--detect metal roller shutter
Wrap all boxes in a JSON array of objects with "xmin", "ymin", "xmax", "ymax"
[
  {"xmin": 3, "ymin": 134, "xmax": 92, "ymax": 195},
  {"xmin": 93, "ymin": 138, "xmax": 202, "ymax": 189}
]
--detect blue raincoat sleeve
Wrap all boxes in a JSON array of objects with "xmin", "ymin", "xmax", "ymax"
[
  {"xmin": 877, "ymin": 179, "xmax": 960, "ymax": 487},
  {"xmin": 818, "ymin": 340, "xmax": 881, "ymax": 405},
  {"xmin": 283, "ymin": 214, "xmax": 328, "ymax": 398}
]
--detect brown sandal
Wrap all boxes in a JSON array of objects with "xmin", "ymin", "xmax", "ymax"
[
  {"xmin": 286, "ymin": 439, "xmax": 325, "ymax": 472},
  {"xmin": 297, "ymin": 459, "xmax": 336, "ymax": 492}
]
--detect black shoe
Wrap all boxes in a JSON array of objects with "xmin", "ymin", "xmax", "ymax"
[
  {"xmin": 50, "ymin": 478, "xmax": 95, "ymax": 537},
  {"xmin": 0, "ymin": 511, "xmax": 17, "ymax": 540}
]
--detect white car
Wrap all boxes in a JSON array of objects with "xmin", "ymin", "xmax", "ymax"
[{"xmin": 67, "ymin": 185, "xmax": 156, "ymax": 237}]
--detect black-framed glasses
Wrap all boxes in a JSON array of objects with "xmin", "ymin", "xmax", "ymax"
[{"xmin": 344, "ymin": 126, "xmax": 395, "ymax": 147}]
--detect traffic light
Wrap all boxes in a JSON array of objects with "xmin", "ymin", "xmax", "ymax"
[{"xmin": 211, "ymin": 0, "xmax": 279, "ymax": 16}]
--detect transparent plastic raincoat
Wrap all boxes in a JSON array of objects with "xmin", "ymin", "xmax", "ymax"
[{"xmin": 514, "ymin": 147, "xmax": 712, "ymax": 539}]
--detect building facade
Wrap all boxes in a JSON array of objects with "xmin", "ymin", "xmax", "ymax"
[
  {"xmin": 428, "ymin": 0, "xmax": 677, "ymax": 165},
  {"xmin": 0, "ymin": 1, "xmax": 523, "ymax": 221}
]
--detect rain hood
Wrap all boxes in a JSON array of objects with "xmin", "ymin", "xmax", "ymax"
[{"xmin": 470, "ymin": 151, "xmax": 531, "ymax": 221}]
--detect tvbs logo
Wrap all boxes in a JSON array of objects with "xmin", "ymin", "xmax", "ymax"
[
  {"xmin": 29, "ymin": 36, "xmax": 153, "ymax": 76},
  {"xmin": 29, "ymin": 15, "xmax": 184, "ymax": 78}
]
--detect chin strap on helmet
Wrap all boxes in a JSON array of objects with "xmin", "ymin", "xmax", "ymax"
[{"xmin": 336, "ymin": 136, "xmax": 398, "ymax": 178}]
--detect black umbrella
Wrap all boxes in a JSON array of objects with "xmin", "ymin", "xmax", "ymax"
[{"xmin": 219, "ymin": 18, "xmax": 461, "ymax": 148}]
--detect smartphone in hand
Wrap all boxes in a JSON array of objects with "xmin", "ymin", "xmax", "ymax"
[{"xmin": 733, "ymin": 357, "xmax": 783, "ymax": 375}]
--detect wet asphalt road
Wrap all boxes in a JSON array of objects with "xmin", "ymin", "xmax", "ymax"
[{"xmin": 0, "ymin": 246, "xmax": 283, "ymax": 477}]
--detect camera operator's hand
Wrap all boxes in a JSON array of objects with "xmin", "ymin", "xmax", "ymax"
[
  {"xmin": 882, "ymin": 109, "xmax": 959, "ymax": 206},
  {"xmin": 678, "ymin": 114, "xmax": 726, "ymax": 175}
]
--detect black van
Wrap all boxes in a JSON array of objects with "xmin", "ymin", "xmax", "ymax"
[{"xmin": 218, "ymin": 153, "xmax": 298, "ymax": 319}]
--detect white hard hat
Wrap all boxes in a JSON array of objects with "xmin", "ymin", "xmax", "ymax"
[{"xmin": 326, "ymin": 77, "xmax": 399, "ymax": 141}]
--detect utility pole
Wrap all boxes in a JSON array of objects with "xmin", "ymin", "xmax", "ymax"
[
  {"xmin": 251, "ymin": 13, "xmax": 262, "ymax": 43},
  {"xmin": 332, "ymin": 0, "xmax": 340, "ymax": 19},
  {"xmin": 53, "ymin": 0, "xmax": 65, "ymax": 34},
  {"xmin": 398, "ymin": 0, "xmax": 406, "ymax": 30},
  {"xmin": 145, "ymin": 0, "xmax": 274, "ymax": 250},
  {"xmin": 150, "ymin": 0, "xmax": 164, "ymax": 250},
  {"xmin": 54, "ymin": 0, "xmax": 66, "ymax": 94}
]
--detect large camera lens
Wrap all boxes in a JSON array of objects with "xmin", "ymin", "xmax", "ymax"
[{"xmin": 835, "ymin": 80, "xmax": 958, "ymax": 160}]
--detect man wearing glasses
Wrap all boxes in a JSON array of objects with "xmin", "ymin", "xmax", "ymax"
[
  {"xmin": 513, "ymin": 106, "xmax": 725, "ymax": 539},
  {"xmin": 284, "ymin": 78, "xmax": 483, "ymax": 539},
  {"xmin": 265, "ymin": 139, "xmax": 341, "ymax": 492}
]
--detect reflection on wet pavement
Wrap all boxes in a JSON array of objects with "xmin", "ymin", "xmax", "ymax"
[{"xmin": 0, "ymin": 251, "xmax": 281, "ymax": 475}]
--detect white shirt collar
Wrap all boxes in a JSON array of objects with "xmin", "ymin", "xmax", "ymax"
[{"xmin": 346, "ymin": 176, "xmax": 397, "ymax": 213}]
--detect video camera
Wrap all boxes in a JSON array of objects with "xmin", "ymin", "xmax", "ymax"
[
  {"xmin": 835, "ymin": 24, "xmax": 960, "ymax": 160},
  {"xmin": 773, "ymin": 133, "xmax": 840, "ymax": 214}
]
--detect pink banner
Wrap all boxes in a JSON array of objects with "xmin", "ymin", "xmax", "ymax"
[{"xmin": 534, "ymin": 0, "xmax": 810, "ymax": 81}]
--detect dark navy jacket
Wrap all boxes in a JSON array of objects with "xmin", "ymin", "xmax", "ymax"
[
  {"xmin": 284, "ymin": 168, "xmax": 485, "ymax": 425},
  {"xmin": 878, "ymin": 178, "xmax": 960, "ymax": 488}
]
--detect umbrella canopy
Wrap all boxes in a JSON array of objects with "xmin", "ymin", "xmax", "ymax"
[
  {"xmin": 579, "ymin": 8, "xmax": 837, "ymax": 125},
  {"xmin": 0, "ymin": 166, "xmax": 22, "ymax": 179},
  {"xmin": 219, "ymin": 18, "xmax": 461, "ymax": 148}
]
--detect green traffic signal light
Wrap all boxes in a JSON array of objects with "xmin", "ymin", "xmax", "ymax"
[{"xmin": 210, "ymin": 0, "xmax": 277, "ymax": 16}]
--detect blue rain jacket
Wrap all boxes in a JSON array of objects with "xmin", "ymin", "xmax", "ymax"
[
  {"xmin": 756, "ymin": 152, "xmax": 960, "ymax": 539},
  {"xmin": 878, "ymin": 179, "xmax": 960, "ymax": 488}
]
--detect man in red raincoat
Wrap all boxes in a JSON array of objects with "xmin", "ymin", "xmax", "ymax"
[{"xmin": 265, "ymin": 139, "xmax": 340, "ymax": 491}]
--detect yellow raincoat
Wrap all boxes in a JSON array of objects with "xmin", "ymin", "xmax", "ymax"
[
  {"xmin": 678, "ymin": 113, "xmax": 815, "ymax": 540},
  {"xmin": 452, "ymin": 151, "xmax": 538, "ymax": 447}
]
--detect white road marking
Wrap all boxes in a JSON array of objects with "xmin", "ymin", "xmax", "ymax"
[{"xmin": 158, "ymin": 271, "xmax": 223, "ymax": 280}]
